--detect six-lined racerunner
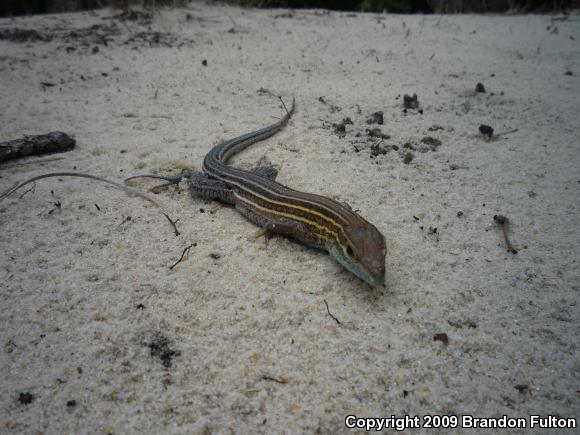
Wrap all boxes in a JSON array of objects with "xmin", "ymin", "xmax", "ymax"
[{"xmin": 145, "ymin": 98, "xmax": 387, "ymax": 286}]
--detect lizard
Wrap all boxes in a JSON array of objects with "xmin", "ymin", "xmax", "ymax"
[{"xmin": 131, "ymin": 97, "xmax": 386, "ymax": 286}]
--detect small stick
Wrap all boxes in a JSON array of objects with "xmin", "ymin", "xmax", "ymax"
[
  {"xmin": 493, "ymin": 215, "xmax": 517, "ymax": 254},
  {"xmin": 323, "ymin": 299, "xmax": 341, "ymax": 325},
  {"xmin": 0, "ymin": 172, "xmax": 179, "ymax": 236},
  {"xmin": 169, "ymin": 243, "xmax": 195, "ymax": 270},
  {"xmin": 118, "ymin": 216, "xmax": 132, "ymax": 227},
  {"xmin": 261, "ymin": 375, "xmax": 288, "ymax": 384},
  {"xmin": 165, "ymin": 215, "xmax": 180, "ymax": 237},
  {"xmin": 495, "ymin": 128, "xmax": 519, "ymax": 137}
]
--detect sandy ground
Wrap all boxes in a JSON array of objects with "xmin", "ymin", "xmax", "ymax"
[{"xmin": 0, "ymin": 3, "xmax": 579, "ymax": 434}]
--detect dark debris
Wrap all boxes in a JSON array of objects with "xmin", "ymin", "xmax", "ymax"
[
  {"xmin": 144, "ymin": 332, "xmax": 181, "ymax": 368},
  {"xmin": 421, "ymin": 136, "xmax": 442, "ymax": 150},
  {"xmin": 18, "ymin": 392, "xmax": 34, "ymax": 405},
  {"xmin": 366, "ymin": 111, "xmax": 384, "ymax": 125},
  {"xmin": 403, "ymin": 93, "xmax": 419, "ymax": 110},
  {"xmin": 333, "ymin": 118, "xmax": 352, "ymax": 136},
  {"xmin": 433, "ymin": 333, "xmax": 449, "ymax": 346},
  {"xmin": 370, "ymin": 142, "xmax": 389, "ymax": 157},
  {"xmin": 366, "ymin": 128, "xmax": 390, "ymax": 139},
  {"xmin": 514, "ymin": 384, "xmax": 530, "ymax": 394},
  {"xmin": 479, "ymin": 124, "xmax": 494, "ymax": 138}
]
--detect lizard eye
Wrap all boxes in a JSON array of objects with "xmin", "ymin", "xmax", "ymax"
[{"xmin": 346, "ymin": 245, "xmax": 354, "ymax": 257}]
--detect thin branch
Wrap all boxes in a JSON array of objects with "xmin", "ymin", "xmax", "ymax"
[
  {"xmin": 323, "ymin": 299, "xmax": 341, "ymax": 325},
  {"xmin": 169, "ymin": 243, "xmax": 195, "ymax": 270},
  {"xmin": 261, "ymin": 375, "xmax": 288, "ymax": 384}
]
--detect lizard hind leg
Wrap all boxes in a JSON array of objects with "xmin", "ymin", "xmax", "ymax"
[
  {"xmin": 186, "ymin": 171, "xmax": 234, "ymax": 204},
  {"xmin": 251, "ymin": 165, "xmax": 278, "ymax": 180}
]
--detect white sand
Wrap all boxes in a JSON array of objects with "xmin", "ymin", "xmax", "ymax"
[{"xmin": 1, "ymin": 4, "xmax": 579, "ymax": 433}]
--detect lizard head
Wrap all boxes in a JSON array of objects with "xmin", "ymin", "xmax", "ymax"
[{"xmin": 330, "ymin": 223, "xmax": 386, "ymax": 287}]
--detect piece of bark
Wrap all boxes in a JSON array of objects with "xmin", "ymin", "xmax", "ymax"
[{"xmin": 0, "ymin": 132, "xmax": 75, "ymax": 163}]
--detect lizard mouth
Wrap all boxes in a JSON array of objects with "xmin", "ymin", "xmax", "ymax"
[
  {"xmin": 330, "ymin": 248, "xmax": 384, "ymax": 287},
  {"xmin": 361, "ymin": 266, "xmax": 385, "ymax": 288}
]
